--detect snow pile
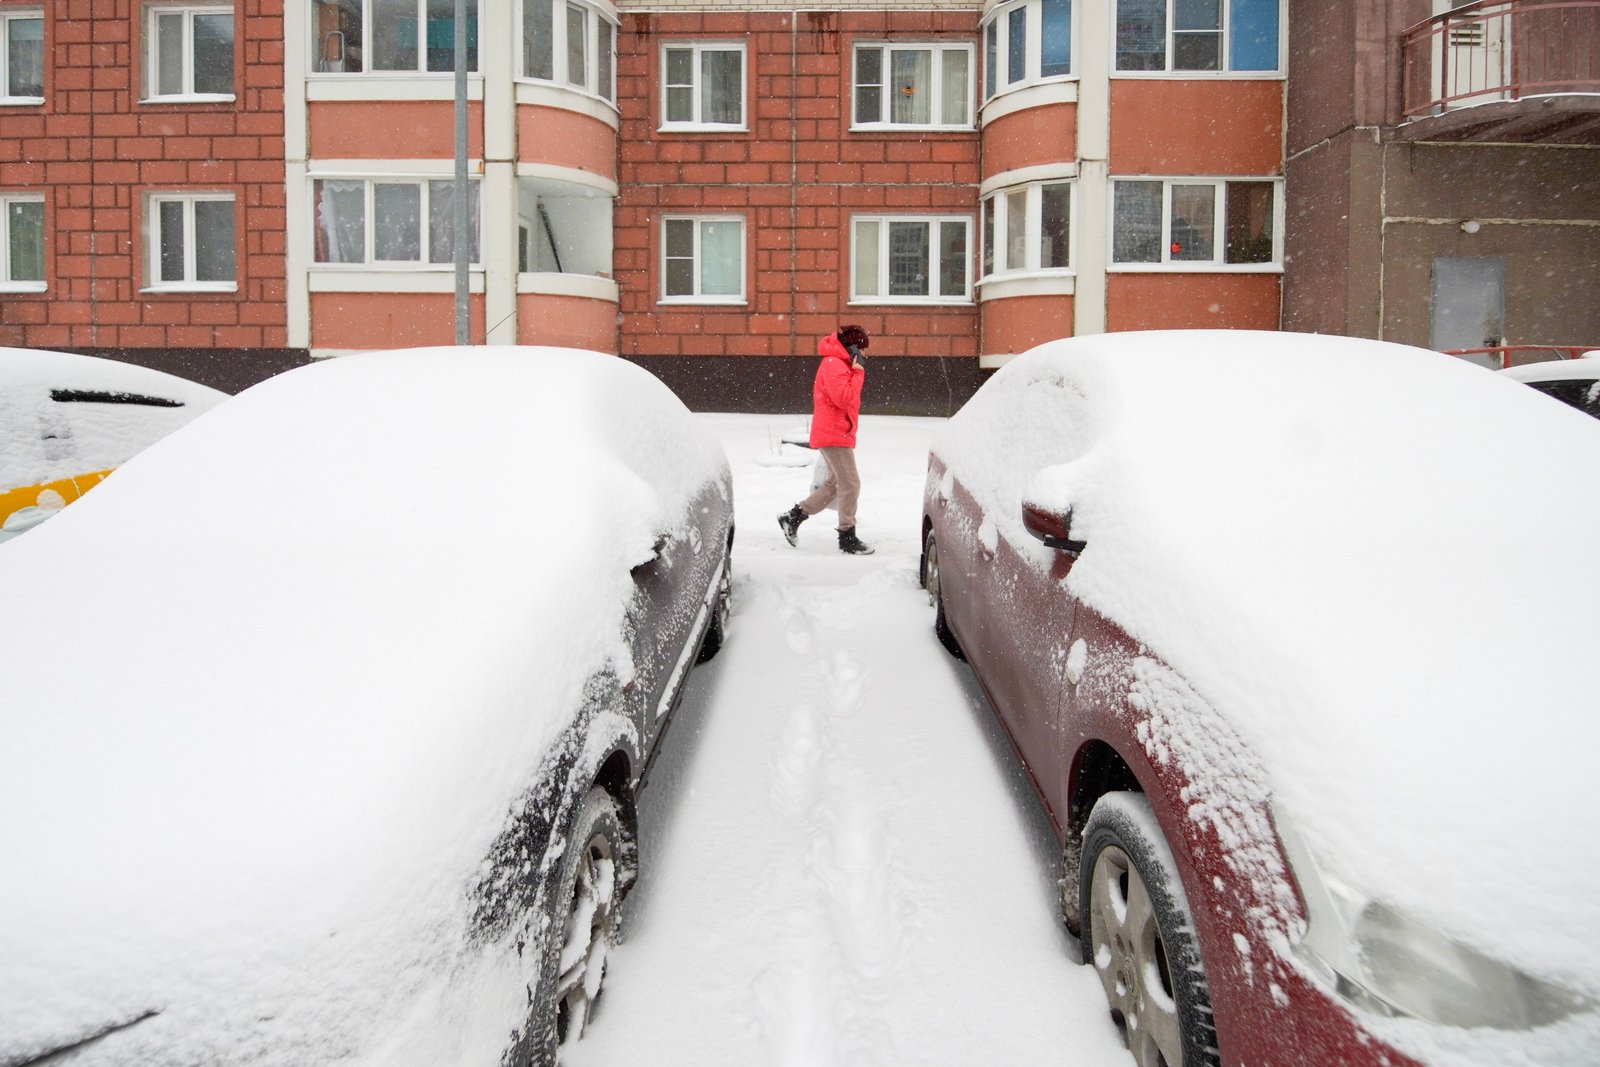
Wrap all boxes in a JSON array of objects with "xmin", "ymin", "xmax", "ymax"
[
  {"xmin": 0, "ymin": 346, "xmax": 727, "ymax": 1065},
  {"xmin": 0, "ymin": 347, "xmax": 226, "ymax": 492},
  {"xmin": 933, "ymin": 331, "xmax": 1600, "ymax": 994}
]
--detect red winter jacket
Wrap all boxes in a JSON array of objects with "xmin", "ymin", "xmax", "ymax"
[{"xmin": 808, "ymin": 333, "xmax": 866, "ymax": 448}]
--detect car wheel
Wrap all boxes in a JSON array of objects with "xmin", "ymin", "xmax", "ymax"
[
  {"xmin": 536, "ymin": 787, "xmax": 632, "ymax": 1062},
  {"xmin": 1079, "ymin": 792, "xmax": 1218, "ymax": 1067},
  {"xmin": 922, "ymin": 531, "xmax": 965, "ymax": 661},
  {"xmin": 695, "ymin": 561, "xmax": 732, "ymax": 664}
]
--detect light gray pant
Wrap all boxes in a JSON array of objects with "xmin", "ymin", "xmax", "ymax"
[{"xmin": 800, "ymin": 446, "xmax": 860, "ymax": 530}]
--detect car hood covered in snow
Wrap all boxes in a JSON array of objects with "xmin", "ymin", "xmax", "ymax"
[
  {"xmin": 0, "ymin": 347, "xmax": 728, "ymax": 1066},
  {"xmin": 932, "ymin": 331, "xmax": 1600, "ymax": 996}
]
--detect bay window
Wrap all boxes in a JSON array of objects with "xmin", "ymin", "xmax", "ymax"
[
  {"xmin": 852, "ymin": 43, "xmax": 972, "ymax": 128},
  {"xmin": 981, "ymin": 181, "xmax": 1072, "ymax": 277},
  {"xmin": 313, "ymin": 178, "xmax": 480, "ymax": 265},
  {"xmin": 148, "ymin": 193, "xmax": 235, "ymax": 289},
  {"xmin": 1115, "ymin": 0, "xmax": 1281, "ymax": 73},
  {"xmin": 311, "ymin": 0, "xmax": 478, "ymax": 74},
  {"xmin": 662, "ymin": 42, "xmax": 744, "ymax": 128},
  {"xmin": 661, "ymin": 216, "xmax": 744, "ymax": 302},
  {"xmin": 2, "ymin": 194, "xmax": 44, "ymax": 287},
  {"xmin": 523, "ymin": 0, "xmax": 615, "ymax": 101},
  {"xmin": 852, "ymin": 216, "xmax": 971, "ymax": 303},
  {"xmin": 983, "ymin": 0, "xmax": 1072, "ymax": 100},
  {"xmin": 2, "ymin": 11, "xmax": 43, "ymax": 101},
  {"xmin": 1111, "ymin": 178, "xmax": 1279, "ymax": 267}
]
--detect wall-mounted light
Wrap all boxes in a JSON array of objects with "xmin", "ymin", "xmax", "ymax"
[{"xmin": 1460, "ymin": 220, "xmax": 1481, "ymax": 234}]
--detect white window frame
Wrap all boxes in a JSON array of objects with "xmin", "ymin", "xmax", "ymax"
[
  {"xmin": 850, "ymin": 214, "xmax": 973, "ymax": 305},
  {"xmin": 1111, "ymin": 0, "xmax": 1285, "ymax": 77},
  {"xmin": 310, "ymin": 176, "xmax": 482, "ymax": 268},
  {"xmin": 144, "ymin": 5, "xmax": 235, "ymax": 101},
  {"xmin": 1, "ymin": 193, "xmax": 46, "ymax": 290},
  {"xmin": 146, "ymin": 192, "xmax": 236, "ymax": 291},
  {"xmin": 851, "ymin": 41, "xmax": 974, "ymax": 130},
  {"xmin": 983, "ymin": 0, "xmax": 1074, "ymax": 101},
  {"xmin": 1, "ymin": 10, "xmax": 44, "ymax": 104},
  {"xmin": 1108, "ymin": 176, "xmax": 1283, "ymax": 271},
  {"xmin": 659, "ymin": 41, "xmax": 746, "ymax": 131},
  {"xmin": 309, "ymin": 0, "xmax": 480, "ymax": 76},
  {"xmin": 659, "ymin": 214, "xmax": 745, "ymax": 305},
  {"xmin": 519, "ymin": 0, "xmax": 616, "ymax": 102},
  {"xmin": 981, "ymin": 179, "xmax": 1075, "ymax": 278}
]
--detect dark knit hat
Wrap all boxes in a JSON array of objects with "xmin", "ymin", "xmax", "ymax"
[{"xmin": 838, "ymin": 324, "xmax": 870, "ymax": 350}]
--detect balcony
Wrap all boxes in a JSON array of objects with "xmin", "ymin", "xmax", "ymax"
[{"xmin": 1401, "ymin": 0, "xmax": 1600, "ymax": 143}]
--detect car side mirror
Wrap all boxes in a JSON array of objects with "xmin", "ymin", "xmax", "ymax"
[{"xmin": 1022, "ymin": 502, "xmax": 1086, "ymax": 558}]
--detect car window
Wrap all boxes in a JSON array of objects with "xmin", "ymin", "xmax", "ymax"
[
  {"xmin": 1527, "ymin": 378, "xmax": 1600, "ymax": 420},
  {"xmin": 51, "ymin": 389, "xmax": 188, "ymax": 407}
]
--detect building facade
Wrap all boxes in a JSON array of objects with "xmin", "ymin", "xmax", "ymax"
[{"xmin": 2, "ymin": 0, "xmax": 1595, "ymax": 402}]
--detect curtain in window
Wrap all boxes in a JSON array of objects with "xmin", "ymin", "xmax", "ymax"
[
  {"xmin": 314, "ymin": 180, "xmax": 366, "ymax": 263},
  {"xmin": 1112, "ymin": 181, "xmax": 1161, "ymax": 262},
  {"xmin": 888, "ymin": 221, "xmax": 929, "ymax": 297},
  {"xmin": 1115, "ymin": 0, "xmax": 1166, "ymax": 71},
  {"xmin": 1169, "ymin": 184, "xmax": 1215, "ymax": 260},
  {"xmin": 855, "ymin": 48, "xmax": 883, "ymax": 123},
  {"xmin": 155, "ymin": 12, "xmax": 185, "ymax": 95},
  {"xmin": 524, "ymin": 0, "xmax": 552, "ymax": 79},
  {"xmin": 6, "ymin": 17, "xmax": 43, "ymax": 96},
  {"xmin": 854, "ymin": 220, "xmax": 880, "ymax": 297},
  {"xmin": 890, "ymin": 49, "xmax": 931, "ymax": 125},
  {"xmin": 193, "ymin": 14, "xmax": 234, "ymax": 94},
  {"xmin": 698, "ymin": 220, "xmax": 740, "ymax": 295},
  {"xmin": 1041, "ymin": 0, "xmax": 1072, "ymax": 77},
  {"xmin": 940, "ymin": 49, "xmax": 968, "ymax": 124},
  {"xmin": 194, "ymin": 200, "xmax": 235, "ymax": 282},
  {"xmin": 565, "ymin": 3, "xmax": 585, "ymax": 88},
  {"xmin": 7, "ymin": 200, "xmax": 43, "ymax": 281},
  {"xmin": 374, "ymin": 184, "xmax": 421, "ymax": 261},
  {"xmin": 701, "ymin": 49, "xmax": 741, "ymax": 124},
  {"xmin": 429, "ymin": 179, "xmax": 480, "ymax": 264}
]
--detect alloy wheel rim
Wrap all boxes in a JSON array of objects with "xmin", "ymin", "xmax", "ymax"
[
  {"xmin": 1088, "ymin": 844, "xmax": 1183, "ymax": 1067},
  {"xmin": 925, "ymin": 539, "xmax": 940, "ymax": 606},
  {"xmin": 555, "ymin": 830, "xmax": 618, "ymax": 1045}
]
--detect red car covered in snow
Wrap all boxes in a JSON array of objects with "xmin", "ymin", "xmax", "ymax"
[{"xmin": 921, "ymin": 332, "xmax": 1600, "ymax": 1067}]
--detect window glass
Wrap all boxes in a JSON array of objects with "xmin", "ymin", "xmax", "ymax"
[
  {"xmin": 524, "ymin": 0, "xmax": 552, "ymax": 79},
  {"xmin": 938, "ymin": 220, "xmax": 966, "ymax": 298},
  {"xmin": 1115, "ymin": 0, "xmax": 1166, "ymax": 71},
  {"xmin": 315, "ymin": 0, "xmax": 363, "ymax": 73},
  {"xmin": 1229, "ymin": 0, "xmax": 1279, "ymax": 70},
  {"xmin": 194, "ymin": 199, "xmax": 234, "ymax": 282},
  {"xmin": 374, "ymin": 183, "xmax": 421, "ymax": 261},
  {"xmin": 855, "ymin": 47, "xmax": 882, "ymax": 122},
  {"xmin": 1006, "ymin": 6, "xmax": 1026, "ymax": 84},
  {"xmin": 854, "ymin": 219, "xmax": 880, "ymax": 297},
  {"xmin": 7, "ymin": 199, "xmax": 45, "ymax": 281},
  {"xmin": 980, "ymin": 198, "xmax": 994, "ymax": 277},
  {"xmin": 313, "ymin": 180, "xmax": 367, "ymax": 263},
  {"xmin": 888, "ymin": 221, "xmax": 929, "ymax": 297},
  {"xmin": 1005, "ymin": 189, "xmax": 1026, "ymax": 271},
  {"xmin": 428, "ymin": 179, "xmax": 480, "ymax": 263},
  {"xmin": 699, "ymin": 220, "xmax": 741, "ymax": 295},
  {"xmin": 890, "ymin": 49, "xmax": 931, "ymax": 125},
  {"xmin": 1040, "ymin": 0, "xmax": 1071, "ymax": 77},
  {"xmin": 373, "ymin": 0, "xmax": 416, "ymax": 70},
  {"xmin": 158, "ymin": 200, "xmax": 185, "ymax": 282},
  {"xmin": 700, "ymin": 48, "xmax": 742, "ymax": 124},
  {"xmin": 565, "ymin": 3, "xmax": 585, "ymax": 87},
  {"xmin": 1113, "ymin": 181, "xmax": 1162, "ymax": 262},
  {"xmin": 664, "ymin": 47, "xmax": 692, "ymax": 121},
  {"xmin": 597, "ymin": 18, "xmax": 612, "ymax": 99},
  {"xmin": 663, "ymin": 218, "xmax": 693, "ymax": 296},
  {"xmin": 156, "ymin": 13, "xmax": 184, "ymax": 95},
  {"xmin": 6, "ymin": 16, "xmax": 44, "ymax": 97},
  {"xmin": 1224, "ymin": 180, "xmax": 1274, "ymax": 263},
  {"xmin": 940, "ymin": 48, "xmax": 967, "ymax": 124},
  {"xmin": 423, "ymin": 0, "xmax": 475, "ymax": 72},
  {"xmin": 983, "ymin": 21, "xmax": 996, "ymax": 98},
  {"xmin": 1173, "ymin": 0, "xmax": 1221, "ymax": 70},
  {"xmin": 1040, "ymin": 183, "xmax": 1070, "ymax": 268},
  {"xmin": 1168, "ymin": 184, "xmax": 1214, "ymax": 260}
]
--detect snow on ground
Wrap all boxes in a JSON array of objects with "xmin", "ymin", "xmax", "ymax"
[{"xmin": 566, "ymin": 414, "xmax": 1129, "ymax": 1067}]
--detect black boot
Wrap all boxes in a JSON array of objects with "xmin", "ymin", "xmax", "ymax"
[
  {"xmin": 777, "ymin": 505, "xmax": 808, "ymax": 547},
  {"xmin": 838, "ymin": 527, "xmax": 875, "ymax": 555}
]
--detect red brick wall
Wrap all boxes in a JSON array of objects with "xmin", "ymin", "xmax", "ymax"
[
  {"xmin": 0, "ymin": 0, "xmax": 287, "ymax": 350},
  {"xmin": 614, "ymin": 10, "xmax": 981, "ymax": 361}
]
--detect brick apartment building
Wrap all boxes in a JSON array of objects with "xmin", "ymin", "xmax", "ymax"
[{"xmin": 1, "ymin": 0, "xmax": 1596, "ymax": 404}]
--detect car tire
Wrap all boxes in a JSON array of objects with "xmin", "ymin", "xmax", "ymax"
[
  {"xmin": 922, "ymin": 531, "xmax": 965, "ymax": 661},
  {"xmin": 695, "ymin": 561, "xmax": 732, "ymax": 664},
  {"xmin": 532, "ymin": 786, "xmax": 634, "ymax": 1064},
  {"xmin": 1079, "ymin": 792, "xmax": 1218, "ymax": 1067}
]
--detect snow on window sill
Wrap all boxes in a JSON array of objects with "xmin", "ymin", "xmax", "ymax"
[
  {"xmin": 847, "ymin": 297, "xmax": 975, "ymax": 307},
  {"xmin": 848, "ymin": 122, "xmax": 976, "ymax": 134},
  {"xmin": 0, "ymin": 96, "xmax": 45, "ymax": 107},
  {"xmin": 0, "ymin": 281, "xmax": 47, "ymax": 293},
  {"xmin": 658, "ymin": 296, "xmax": 746, "ymax": 306},
  {"xmin": 1106, "ymin": 263, "xmax": 1283, "ymax": 274},
  {"xmin": 139, "ymin": 93, "xmax": 236, "ymax": 106},
  {"xmin": 140, "ymin": 282, "xmax": 239, "ymax": 294},
  {"xmin": 658, "ymin": 123, "xmax": 748, "ymax": 134}
]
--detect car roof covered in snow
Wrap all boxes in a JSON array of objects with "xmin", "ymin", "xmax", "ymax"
[
  {"xmin": 1498, "ymin": 351, "xmax": 1600, "ymax": 383},
  {"xmin": 0, "ymin": 346, "xmax": 729, "ymax": 1065},
  {"xmin": 932, "ymin": 329, "xmax": 1600, "ymax": 990}
]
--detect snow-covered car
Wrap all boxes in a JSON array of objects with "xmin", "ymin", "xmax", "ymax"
[
  {"xmin": 920, "ymin": 331, "xmax": 1600, "ymax": 1067},
  {"xmin": 1497, "ymin": 352, "xmax": 1600, "ymax": 420},
  {"xmin": 0, "ymin": 347, "xmax": 226, "ymax": 543},
  {"xmin": 0, "ymin": 347, "xmax": 734, "ymax": 1066}
]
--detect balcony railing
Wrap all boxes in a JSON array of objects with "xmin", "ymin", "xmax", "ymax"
[
  {"xmin": 1402, "ymin": 0, "xmax": 1600, "ymax": 124},
  {"xmin": 1447, "ymin": 344, "xmax": 1596, "ymax": 368}
]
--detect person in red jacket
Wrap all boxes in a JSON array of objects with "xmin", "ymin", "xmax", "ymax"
[{"xmin": 778, "ymin": 325, "xmax": 875, "ymax": 555}]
